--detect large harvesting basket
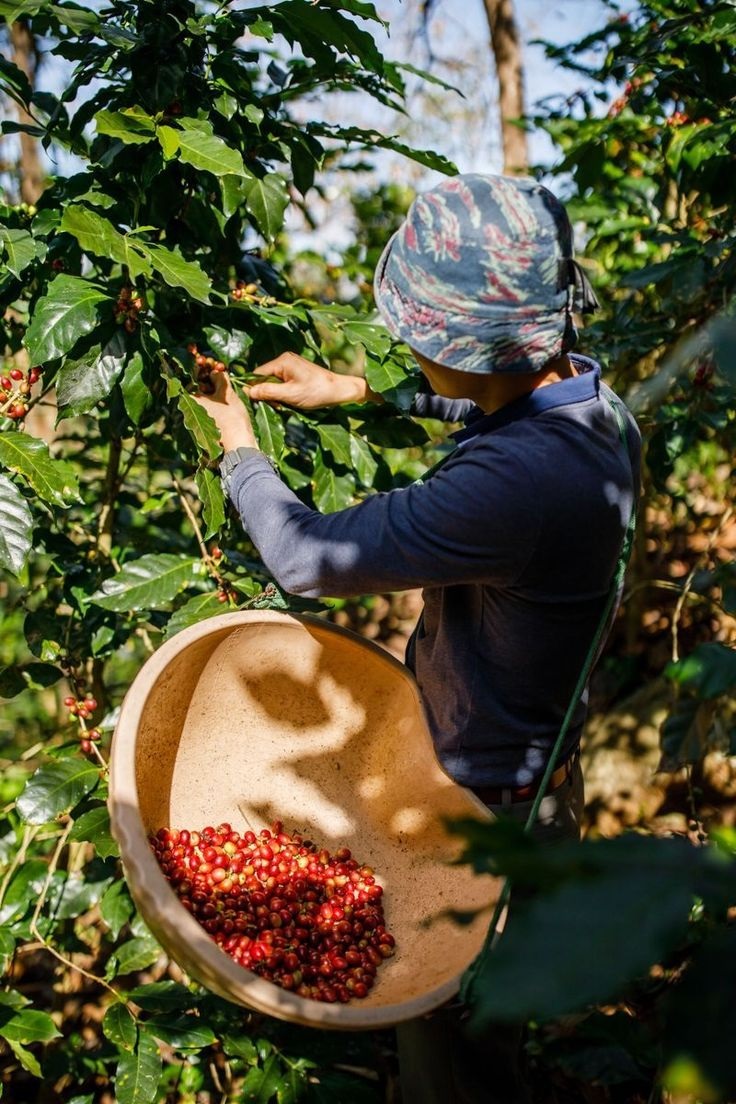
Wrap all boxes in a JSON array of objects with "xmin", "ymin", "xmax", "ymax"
[{"xmin": 109, "ymin": 610, "xmax": 501, "ymax": 1029}]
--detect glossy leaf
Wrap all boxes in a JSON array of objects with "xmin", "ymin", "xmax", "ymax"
[
  {"xmin": 115, "ymin": 1031, "xmax": 162, "ymax": 1104},
  {"xmin": 0, "ymin": 474, "xmax": 32, "ymax": 576},
  {"xmin": 0, "ymin": 432, "xmax": 80, "ymax": 507},
  {"xmin": 60, "ymin": 206, "xmax": 151, "ymax": 279},
  {"xmin": 246, "ymin": 173, "xmax": 289, "ymax": 240},
  {"xmin": 126, "ymin": 982, "xmax": 194, "ymax": 1013},
  {"xmin": 164, "ymin": 591, "xmax": 223, "ymax": 639},
  {"xmin": 102, "ymin": 1002, "xmax": 137, "ymax": 1052},
  {"xmin": 167, "ymin": 378, "xmax": 222, "ymax": 457},
  {"xmin": 52, "ymin": 868, "xmax": 114, "ymax": 920},
  {"xmin": 364, "ymin": 353, "xmax": 417, "ymax": 411},
  {"xmin": 466, "ymin": 867, "xmax": 693, "ymax": 1027},
  {"xmin": 99, "ymin": 881, "xmax": 134, "ymax": 939},
  {"xmin": 145, "ymin": 1014, "xmax": 217, "ymax": 1049},
  {"xmin": 56, "ymin": 332, "xmax": 128, "ymax": 418},
  {"xmin": 95, "ymin": 106, "xmax": 155, "ymax": 144},
  {"xmin": 349, "ymin": 433, "xmax": 378, "ymax": 487},
  {"xmin": 167, "ymin": 117, "xmax": 246, "ymax": 177},
  {"xmin": 0, "ymin": 992, "xmax": 61, "ymax": 1045},
  {"xmin": 342, "ymin": 320, "xmax": 392, "ymax": 359},
  {"xmin": 254, "ymin": 401, "xmax": 286, "ymax": 461},
  {"xmin": 315, "ymin": 423, "xmax": 353, "ymax": 467},
  {"xmin": 16, "ymin": 758, "xmax": 100, "ymax": 824},
  {"xmin": 241, "ymin": 1054, "xmax": 284, "ymax": 1103},
  {"xmin": 665, "ymin": 642, "xmax": 736, "ymax": 699},
  {"xmin": 111, "ymin": 935, "xmax": 162, "ymax": 977},
  {"xmin": 24, "ymin": 275, "xmax": 110, "ymax": 364},
  {"xmin": 0, "ymin": 227, "xmax": 43, "ymax": 278},
  {"xmin": 69, "ymin": 805, "xmax": 118, "ymax": 858},
  {"xmin": 120, "ymin": 351, "xmax": 151, "ymax": 425},
  {"xmin": 137, "ymin": 242, "xmax": 211, "ymax": 303},
  {"xmin": 89, "ymin": 553, "xmax": 201, "ymax": 612},
  {"xmin": 195, "ymin": 468, "xmax": 226, "ymax": 538},
  {"xmin": 313, "ymin": 451, "xmax": 355, "ymax": 512}
]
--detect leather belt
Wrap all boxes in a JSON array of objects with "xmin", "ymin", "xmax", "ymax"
[{"xmin": 470, "ymin": 748, "xmax": 580, "ymax": 807}]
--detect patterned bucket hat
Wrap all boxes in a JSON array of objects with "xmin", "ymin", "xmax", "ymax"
[{"xmin": 373, "ymin": 173, "xmax": 598, "ymax": 374}]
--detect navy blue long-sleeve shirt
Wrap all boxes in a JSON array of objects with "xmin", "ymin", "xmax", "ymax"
[{"xmin": 226, "ymin": 355, "xmax": 640, "ymax": 787}]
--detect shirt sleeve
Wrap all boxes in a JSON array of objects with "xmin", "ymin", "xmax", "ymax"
[
  {"xmin": 227, "ymin": 441, "xmax": 540, "ymax": 598},
  {"xmin": 410, "ymin": 382, "xmax": 476, "ymax": 423}
]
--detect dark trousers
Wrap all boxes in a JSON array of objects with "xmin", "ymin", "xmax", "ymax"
[{"xmin": 396, "ymin": 761, "xmax": 585, "ymax": 1104}]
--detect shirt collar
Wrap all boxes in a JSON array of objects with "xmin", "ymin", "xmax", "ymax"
[{"xmin": 451, "ymin": 355, "xmax": 601, "ymax": 447}]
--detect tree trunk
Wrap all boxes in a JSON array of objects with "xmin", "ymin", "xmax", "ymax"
[
  {"xmin": 9, "ymin": 20, "xmax": 44, "ymax": 204},
  {"xmin": 482, "ymin": 0, "xmax": 528, "ymax": 174}
]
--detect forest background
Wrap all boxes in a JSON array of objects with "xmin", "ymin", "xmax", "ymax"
[{"xmin": 0, "ymin": 0, "xmax": 735, "ymax": 1102}]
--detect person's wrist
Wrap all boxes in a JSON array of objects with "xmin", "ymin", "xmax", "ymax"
[
  {"xmin": 220, "ymin": 421, "xmax": 258, "ymax": 453},
  {"xmin": 337, "ymin": 375, "xmax": 382, "ymax": 405}
]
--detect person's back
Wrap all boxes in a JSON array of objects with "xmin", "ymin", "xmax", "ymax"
[{"xmin": 193, "ymin": 171, "xmax": 641, "ymax": 1104}]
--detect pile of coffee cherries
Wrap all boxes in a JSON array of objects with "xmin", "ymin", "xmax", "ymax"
[
  {"xmin": 1, "ymin": 364, "xmax": 41, "ymax": 421},
  {"xmin": 150, "ymin": 821, "xmax": 396, "ymax": 1003}
]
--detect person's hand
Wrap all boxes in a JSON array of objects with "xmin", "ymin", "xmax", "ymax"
[
  {"xmin": 192, "ymin": 371, "xmax": 258, "ymax": 454},
  {"xmin": 246, "ymin": 352, "xmax": 379, "ymax": 410}
]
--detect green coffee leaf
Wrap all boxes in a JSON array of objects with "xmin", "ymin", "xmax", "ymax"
[
  {"xmin": 313, "ymin": 451, "xmax": 355, "ymax": 512},
  {"xmin": 164, "ymin": 117, "xmax": 246, "ymax": 177},
  {"xmin": 115, "ymin": 1031, "xmax": 162, "ymax": 1104},
  {"xmin": 0, "ymin": 993, "xmax": 61, "ymax": 1044},
  {"xmin": 56, "ymin": 332, "xmax": 128, "ymax": 418},
  {"xmin": 465, "ymin": 867, "xmax": 693, "ymax": 1027},
  {"xmin": 110, "ymin": 935, "xmax": 162, "ymax": 978},
  {"xmin": 60, "ymin": 206, "xmax": 151, "ymax": 280},
  {"xmin": 7, "ymin": 1038, "xmax": 42, "ymax": 1077},
  {"xmin": 342, "ymin": 320, "xmax": 392, "ymax": 359},
  {"xmin": 195, "ymin": 468, "xmax": 225, "ymax": 539},
  {"xmin": 349, "ymin": 434, "xmax": 378, "ymax": 487},
  {"xmin": 51, "ymin": 868, "xmax": 114, "ymax": 920},
  {"xmin": 24, "ymin": 275, "xmax": 110, "ymax": 364},
  {"xmin": 95, "ymin": 106, "xmax": 155, "ymax": 144},
  {"xmin": 666, "ymin": 642, "xmax": 736, "ymax": 699},
  {"xmin": 254, "ymin": 401, "xmax": 286, "ymax": 461},
  {"xmin": 69, "ymin": 805, "xmax": 118, "ymax": 858},
  {"xmin": 89, "ymin": 553, "xmax": 201, "ymax": 612},
  {"xmin": 315, "ymin": 423, "xmax": 353, "ymax": 467},
  {"xmin": 167, "ymin": 377, "xmax": 221, "ymax": 458},
  {"xmin": 145, "ymin": 1014, "xmax": 217, "ymax": 1049},
  {"xmin": 204, "ymin": 325, "xmax": 252, "ymax": 364},
  {"xmin": 364, "ymin": 353, "xmax": 417, "ymax": 411},
  {"xmin": 164, "ymin": 591, "xmax": 223, "ymax": 639},
  {"xmin": 246, "ymin": 173, "xmax": 289, "ymax": 240},
  {"xmin": 0, "ymin": 860, "xmax": 47, "ymax": 925},
  {"xmin": 102, "ymin": 1002, "xmax": 137, "ymax": 1051},
  {"xmin": 136, "ymin": 241, "xmax": 211, "ymax": 303},
  {"xmin": 99, "ymin": 881, "xmax": 134, "ymax": 939},
  {"xmin": 127, "ymin": 981, "xmax": 193, "ymax": 1013},
  {"xmin": 241, "ymin": 1055, "xmax": 283, "ymax": 1102},
  {"xmin": 16, "ymin": 758, "xmax": 100, "ymax": 824},
  {"xmin": 0, "ymin": 227, "xmax": 44, "ymax": 278},
  {"xmin": 0, "ymin": 432, "xmax": 80, "ymax": 507},
  {"xmin": 120, "ymin": 351, "xmax": 151, "ymax": 425},
  {"xmin": 0, "ymin": 474, "xmax": 32, "ymax": 576}
]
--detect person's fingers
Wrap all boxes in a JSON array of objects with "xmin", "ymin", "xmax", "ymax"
[
  {"xmin": 252, "ymin": 356, "xmax": 290, "ymax": 380},
  {"xmin": 248, "ymin": 381, "xmax": 293, "ymax": 403}
]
